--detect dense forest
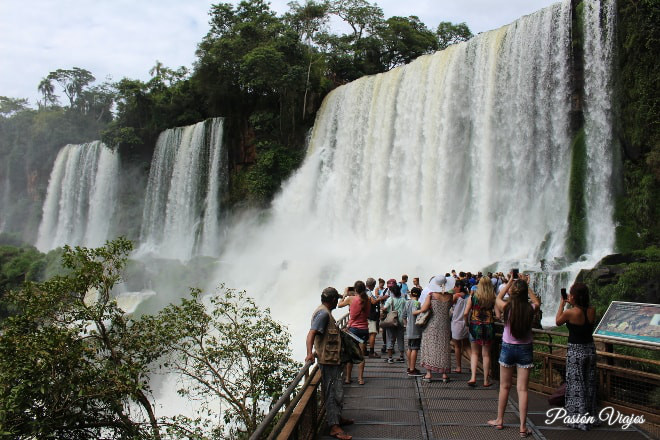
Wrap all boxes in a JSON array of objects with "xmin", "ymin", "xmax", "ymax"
[{"xmin": 0, "ymin": 0, "xmax": 658, "ymax": 438}]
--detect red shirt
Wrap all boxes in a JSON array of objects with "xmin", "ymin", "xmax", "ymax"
[{"xmin": 348, "ymin": 296, "xmax": 369, "ymax": 329}]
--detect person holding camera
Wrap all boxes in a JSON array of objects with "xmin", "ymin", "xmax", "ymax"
[
  {"xmin": 464, "ymin": 276, "xmax": 496, "ymax": 386},
  {"xmin": 488, "ymin": 272, "xmax": 540, "ymax": 438},
  {"xmin": 555, "ymin": 282, "xmax": 598, "ymax": 430},
  {"xmin": 338, "ymin": 281, "xmax": 370, "ymax": 385}
]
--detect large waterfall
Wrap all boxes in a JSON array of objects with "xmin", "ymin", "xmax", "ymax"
[
  {"xmin": 36, "ymin": 141, "xmax": 119, "ymax": 251},
  {"xmin": 139, "ymin": 117, "xmax": 227, "ymax": 260},
  {"xmin": 213, "ymin": 0, "xmax": 617, "ymax": 340}
]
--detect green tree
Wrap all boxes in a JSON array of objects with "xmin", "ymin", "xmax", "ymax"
[
  {"xmin": 142, "ymin": 287, "xmax": 300, "ymax": 438},
  {"xmin": 46, "ymin": 67, "xmax": 96, "ymax": 109},
  {"xmin": 378, "ymin": 15, "xmax": 438, "ymax": 69},
  {"xmin": 285, "ymin": 0, "xmax": 331, "ymax": 116},
  {"xmin": 436, "ymin": 21, "xmax": 473, "ymax": 50},
  {"xmin": 37, "ymin": 77, "xmax": 58, "ymax": 108},
  {"xmin": 0, "ymin": 96, "xmax": 29, "ymax": 117},
  {"xmin": 0, "ymin": 238, "xmax": 163, "ymax": 439},
  {"xmin": 329, "ymin": 0, "xmax": 383, "ymax": 42}
]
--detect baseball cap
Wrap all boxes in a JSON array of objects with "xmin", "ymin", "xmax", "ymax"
[{"xmin": 321, "ymin": 287, "xmax": 340, "ymax": 301}]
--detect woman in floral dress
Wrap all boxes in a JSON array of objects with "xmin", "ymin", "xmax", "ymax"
[{"xmin": 415, "ymin": 276, "xmax": 452, "ymax": 382}]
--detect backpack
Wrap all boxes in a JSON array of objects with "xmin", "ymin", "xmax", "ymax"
[{"xmin": 368, "ymin": 290, "xmax": 380, "ymax": 321}]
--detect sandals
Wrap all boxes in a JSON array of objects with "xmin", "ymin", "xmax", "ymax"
[
  {"xmin": 329, "ymin": 430, "xmax": 352, "ymax": 439},
  {"xmin": 442, "ymin": 375, "xmax": 450, "ymax": 383},
  {"xmin": 483, "ymin": 382, "xmax": 494, "ymax": 387},
  {"xmin": 467, "ymin": 380, "xmax": 476, "ymax": 387},
  {"xmin": 519, "ymin": 429, "xmax": 532, "ymax": 438},
  {"xmin": 358, "ymin": 379, "xmax": 365, "ymax": 385},
  {"xmin": 487, "ymin": 420, "xmax": 504, "ymax": 430},
  {"xmin": 343, "ymin": 379, "xmax": 352, "ymax": 385}
]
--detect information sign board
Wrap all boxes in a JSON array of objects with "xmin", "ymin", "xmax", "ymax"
[{"xmin": 594, "ymin": 301, "xmax": 660, "ymax": 346}]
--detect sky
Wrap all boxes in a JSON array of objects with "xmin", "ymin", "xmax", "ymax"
[{"xmin": 0, "ymin": 0, "xmax": 559, "ymax": 107}]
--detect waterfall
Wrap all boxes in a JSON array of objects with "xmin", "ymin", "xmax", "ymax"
[
  {"xmin": 0, "ymin": 166, "xmax": 9, "ymax": 233},
  {"xmin": 583, "ymin": 0, "xmax": 617, "ymax": 255},
  {"xmin": 36, "ymin": 141, "xmax": 119, "ymax": 251},
  {"xmin": 214, "ymin": 0, "xmax": 617, "ymax": 342},
  {"xmin": 139, "ymin": 117, "xmax": 227, "ymax": 260}
]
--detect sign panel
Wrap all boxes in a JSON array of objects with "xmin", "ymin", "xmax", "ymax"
[{"xmin": 594, "ymin": 301, "xmax": 660, "ymax": 346}]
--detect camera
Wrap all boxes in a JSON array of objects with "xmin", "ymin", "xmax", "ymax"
[{"xmin": 512, "ymin": 268, "xmax": 519, "ymax": 279}]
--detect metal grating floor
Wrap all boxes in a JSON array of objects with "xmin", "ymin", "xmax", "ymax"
[{"xmin": 318, "ymin": 348, "xmax": 653, "ymax": 440}]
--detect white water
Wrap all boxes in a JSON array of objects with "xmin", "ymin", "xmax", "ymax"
[
  {"xmin": 36, "ymin": 141, "xmax": 119, "ymax": 251},
  {"xmin": 212, "ymin": 0, "xmax": 617, "ymax": 353},
  {"xmin": 139, "ymin": 117, "xmax": 227, "ymax": 260},
  {"xmin": 0, "ymin": 168, "xmax": 9, "ymax": 233},
  {"xmin": 583, "ymin": 0, "xmax": 617, "ymax": 255}
]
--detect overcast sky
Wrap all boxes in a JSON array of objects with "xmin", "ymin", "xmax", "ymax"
[{"xmin": 0, "ymin": 0, "xmax": 558, "ymax": 107}]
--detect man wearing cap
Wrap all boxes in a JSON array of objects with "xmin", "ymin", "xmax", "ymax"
[{"xmin": 306, "ymin": 287, "xmax": 353, "ymax": 440}]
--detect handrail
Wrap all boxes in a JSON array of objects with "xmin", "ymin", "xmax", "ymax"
[
  {"xmin": 250, "ymin": 360, "xmax": 315, "ymax": 440},
  {"xmin": 250, "ymin": 312, "xmax": 349, "ymax": 440}
]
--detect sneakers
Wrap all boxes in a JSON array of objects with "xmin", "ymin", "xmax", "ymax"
[
  {"xmin": 395, "ymin": 357, "xmax": 405, "ymax": 363},
  {"xmin": 407, "ymin": 368, "xmax": 424, "ymax": 377},
  {"xmin": 381, "ymin": 346, "xmax": 387, "ymax": 353},
  {"xmin": 385, "ymin": 357, "xmax": 394, "ymax": 364}
]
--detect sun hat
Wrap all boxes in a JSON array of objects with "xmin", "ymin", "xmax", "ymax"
[
  {"xmin": 386, "ymin": 278, "xmax": 397, "ymax": 287},
  {"xmin": 427, "ymin": 275, "xmax": 447, "ymax": 292}
]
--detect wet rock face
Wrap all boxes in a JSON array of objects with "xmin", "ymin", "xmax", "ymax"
[{"xmin": 576, "ymin": 251, "xmax": 660, "ymax": 308}]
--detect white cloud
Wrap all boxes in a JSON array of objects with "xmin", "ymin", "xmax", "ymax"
[{"xmin": 0, "ymin": 0, "xmax": 558, "ymax": 106}]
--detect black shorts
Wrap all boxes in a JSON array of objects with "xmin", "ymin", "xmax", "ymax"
[{"xmin": 408, "ymin": 338, "xmax": 421, "ymax": 350}]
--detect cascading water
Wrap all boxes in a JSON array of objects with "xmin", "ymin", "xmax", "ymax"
[
  {"xmin": 36, "ymin": 141, "xmax": 119, "ymax": 252},
  {"xmin": 213, "ymin": 0, "xmax": 617, "ymax": 347},
  {"xmin": 0, "ymin": 167, "xmax": 9, "ymax": 233},
  {"xmin": 583, "ymin": 0, "xmax": 617, "ymax": 255},
  {"xmin": 139, "ymin": 117, "xmax": 227, "ymax": 260}
]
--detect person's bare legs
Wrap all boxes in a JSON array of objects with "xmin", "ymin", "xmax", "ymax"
[
  {"xmin": 482, "ymin": 344, "xmax": 492, "ymax": 385},
  {"xmin": 488, "ymin": 365, "xmax": 513, "ymax": 427},
  {"xmin": 516, "ymin": 366, "xmax": 531, "ymax": 433},
  {"xmin": 468, "ymin": 341, "xmax": 479, "ymax": 384},
  {"xmin": 452, "ymin": 339, "xmax": 462, "ymax": 372},
  {"xmin": 357, "ymin": 343, "xmax": 366, "ymax": 383},
  {"xmin": 408, "ymin": 348, "xmax": 419, "ymax": 371},
  {"xmin": 344, "ymin": 363, "xmax": 353, "ymax": 384},
  {"xmin": 368, "ymin": 332, "xmax": 376, "ymax": 354}
]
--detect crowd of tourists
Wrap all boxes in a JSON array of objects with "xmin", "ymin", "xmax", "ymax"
[{"xmin": 306, "ymin": 271, "xmax": 598, "ymax": 440}]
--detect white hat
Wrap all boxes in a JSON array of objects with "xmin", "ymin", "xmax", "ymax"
[{"xmin": 427, "ymin": 275, "xmax": 447, "ymax": 292}]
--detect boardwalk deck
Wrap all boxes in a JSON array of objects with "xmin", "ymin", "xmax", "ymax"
[{"xmin": 319, "ymin": 355, "xmax": 655, "ymax": 440}]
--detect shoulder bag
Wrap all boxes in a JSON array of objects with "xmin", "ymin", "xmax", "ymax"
[
  {"xmin": 380, "ymin": 310, "xmax": 399, "ymax": 328},
  {"xmin": 415, "ymin": 309, "xmax": 432, "ymax": 326}
]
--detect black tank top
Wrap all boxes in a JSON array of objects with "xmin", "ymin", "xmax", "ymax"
[{"xmin": 566, "ymin": 307, "xmax": 594, "ymax": 344}]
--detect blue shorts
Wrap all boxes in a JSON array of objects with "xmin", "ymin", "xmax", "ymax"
[
  {"xmin": 348, "ymin": 327, "xmax": 369, "ymax": 343},
  {"xmin": 499, "ymin": 342, "xmax": 533, "ymax": 368}
]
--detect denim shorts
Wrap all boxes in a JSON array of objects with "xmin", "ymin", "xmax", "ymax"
[
  {"xmin": 499, "ymin": 342, "xmax": 533, "ymax": 368},
  {"xmin": 348, "ymin": 327, "xmax": 369, "ymax": 344}
]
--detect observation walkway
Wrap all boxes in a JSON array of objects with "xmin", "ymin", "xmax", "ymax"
[
  {"xmin": 252, "ymin": 317, "xmax": 659, "ymax": 440},
  {"xmin": 317, "ymin": 355, "xmax": 654, "ymax": 440}
]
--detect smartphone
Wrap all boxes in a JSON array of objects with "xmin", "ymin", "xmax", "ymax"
[
  {"xmin": 512, "ymin": 268, "xmax": 519, "ymax": 279},
  {"xmin": 347, "ymin": 286, "xmax": 355, "ymax": 292},
  {"xmin": 560, "ymin": 288, "xmax": 567, "ymax": 300}
]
